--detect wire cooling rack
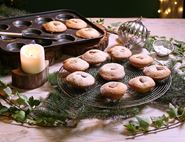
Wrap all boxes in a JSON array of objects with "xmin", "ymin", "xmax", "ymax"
[{"xmin": 57, "ymin": 61, "xmax": 172, "ymax": 109}]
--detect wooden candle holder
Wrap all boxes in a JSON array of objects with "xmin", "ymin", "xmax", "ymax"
[{"xmin": 12, "ymin": 61, "xmax": 49, "ymax": 90}]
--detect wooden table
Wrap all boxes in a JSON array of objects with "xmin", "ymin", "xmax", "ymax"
[{"xmin": 1, "ymin": 18, "xmax": 185, "ymax": 142}]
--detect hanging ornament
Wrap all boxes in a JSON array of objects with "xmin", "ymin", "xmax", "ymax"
[{"xmin": 118, "ymin": 18, "xmax": 150, "ymax": 47}]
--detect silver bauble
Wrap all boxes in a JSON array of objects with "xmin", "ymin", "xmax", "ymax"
[{"xmin": 118, "ymin": 18, "xmax": 150, "ymax": 47}]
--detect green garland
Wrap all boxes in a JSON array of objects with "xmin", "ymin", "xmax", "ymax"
[{"xmin": 125, "ymin": 103, "xmax": 185, "ymax": 139}]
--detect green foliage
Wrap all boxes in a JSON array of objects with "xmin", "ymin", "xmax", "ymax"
[
  {"xmin": 125, "ymin": 103, "xmax": 185, "ymax": 138},
  {"xmin": 47, "ymin": 72, "xmax": 58, "ymax": 86},
  {"xmin": 12, "ymin": 110, "xmax": 26, "ymax": 122},
  {"xmin": 125, "ymin": 121, "xmax": 139, "ymax": 134},
  {"xmin": 0, "ymin": 61, "xmax": 11, "ymax": 77},
  {"xmin": 151, "ymin": 115, "xmax": 168, "ymax": 128},
  {"xmin": 95, "ymin": 18, "xmax": 104, "ymax": 25},
  {"xmin": 136, "ymin": 116, "xmax": 151, "ymax": 132},
  {"xmin": 144, "ymin": 36, "xmax": 157, "ymax": 52},
  {"xmin": 16, "ymin": 94, "xmax": 29, "ymax": 106},
  {"xmin": 157, "ymin": 73, "xmax": 185, "ymax": 106},
  {"xmin": 173, "ymin": 40, "xmax": 185, "ymax": 57},
  {"xmin": 0, "ymin": 103, "xmax": 8, "ymax": 115},
  {"xmin": 106, "ymin": 25, "xmax": 117, "ymax": 34},
  {"xmin": 125, "ymin": 71, "xmax": 185, "ymax": 138},
  {"xmin": 28, "ymin": 96, "xmax": 40, "ymax": 108},
  {"xmin": 167, "ymin": 103, "xmax": 178, "ymax": 118},
  {"xmin": 0, "ymin": 80, "xmax": 41, "ymax": 124},
  {"xmin": 0, "ymin": 4, "xmax": 28, "ymax": 17}
]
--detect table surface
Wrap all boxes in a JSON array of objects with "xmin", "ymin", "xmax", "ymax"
[{"xmin": 1, "ymin": 18, "xmax": 185, "ymax": 142}]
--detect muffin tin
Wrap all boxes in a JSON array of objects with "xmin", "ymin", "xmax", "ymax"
[
  {"xmin": 0, "ymin": 9, "xmax": 104, "ymax": 67},
  {"xmin": 57, "ymin": 61, "xmax": 172, "ymax": 109}
]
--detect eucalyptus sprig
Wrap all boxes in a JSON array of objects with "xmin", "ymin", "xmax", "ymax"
[{"xmin": 124, "ymin": 103, "xmax": 185, "ymax": 139}]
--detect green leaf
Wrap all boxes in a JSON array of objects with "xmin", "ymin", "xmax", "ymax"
[
  {"xmin": 9, "ymin": 106, "xmax": 19, "ymax": 113},
  {"xmin": 16, "ymin": 95, "xmax": 29, "ymax": 106},
  {"xmin": 95, "ymin": 18, "xmax": 104, "ymax": 24},
  {"xmin": 151, "ymin": 116, "xmax": 165, "ymax": 128},
  {"xmin": 0, "ymin": 80, "xmax": 6, "ymax": 88},
  {"xmin": 28, "ymin": 96, "xmax": 40, "ymax": 108},
  {"xmin": 3, "ymin": 87, "xmax": 12, "ymax": 96},
  {"xmin": 48, "ymin": 72, "xmax": 58, "ymax": 86},
  {"xmin": 162, "ymin": 114, "xmax": 169, "ymax": 123},
  {"xmin": 167, "ymin": 103, "xmax": 178, "ymax": 118},
  {"xmin": 136, "ymin": 116, "xmax": 150, "ymax": 132},
  {"xmin": 107, "ymin": 25, "xmax": 112, "ymax": 29},
  {"xmin": 0, "ymin": 103, "xmax": 8, "ymax": 115},
  {"xmin": 144, "ymin": 37, "xmax": 155, "ymax": 52},
  {"xmin": 176, "ymin": 107, "xmax": 185, "ymax": 121},
  {"xmin": 124, "ymin": 121, "xmax": 139, "ymax": 134},
  {"xmin": 12, "ymin": 110, "xmax": 26, "ymax": 122}
]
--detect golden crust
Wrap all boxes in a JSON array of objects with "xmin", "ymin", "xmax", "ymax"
[
  {"xmin": 129, "ymin": 54, "xmax": 153, "ymax": 68},
  {"xmin": 66, "ymin": 18, "xmax": 87, "ymax": 29},
  {"xmin": 108, "ymin": 45, "xmax": 132, "ymax": 61},
  {"xmin": 81, "ymin": 49, "xmax": 109, "ymax": 64},
  {"xmin": 66, "ymin": 71, "xmax": 95, "ymax": 88},
  {"xmin": 99, "ymin": 63, "xmax": 125, "ymax": 81},
  {"xmin": 76, "ymin": 28, "xmax": 100, "ymax": 39},
  {"xmin": 63, "ymin": 57, "xmax": 89, "ymax": 72},
  {"xmin": 100, "ymin": 81, "xmax": 127, "ymax": 100},
  {"xmin": 128, "ymin": 76, "xmax": 155, "ymax": 93},
  {"xmin": 42, "ymin": 21, "xmax": 67, "ymax": 32},
  {"xmin": 143, "ymin": 64, "xmax": 171, "ymax": 80}
]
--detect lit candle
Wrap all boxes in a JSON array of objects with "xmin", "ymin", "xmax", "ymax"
[{"xmin": 20, "ymin": 44, "xmax": 45, "ymax": 74}]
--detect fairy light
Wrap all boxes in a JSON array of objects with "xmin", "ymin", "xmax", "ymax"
[
  {"xmin": 167, "ymin": 8, "xmax": 171, "ymax": 13},
  {"xmin": 178, "ymin": 6, "xmax": 183, "ymax": 13},
  {"xmin": 158, "ymin": 0, "xmax": 184, "ymax": 18},
  {"xmin": 165, "ymin": 10, "xmax": 169, "ymax": 15}
]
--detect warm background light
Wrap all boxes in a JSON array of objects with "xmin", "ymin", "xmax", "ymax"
[
  {"xmin": 159, "ymin": 0, "xmax": 184, "ymax": 18},
  {"xmin": 158, "ymin": 9, "xmax": 162, "ymax": 13},
  {"xmin": 178, "ymin": 6, "xmax": 183, "ymax": 12}
]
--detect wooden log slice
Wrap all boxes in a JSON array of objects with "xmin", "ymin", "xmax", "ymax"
[{"xmin": 11, "ymin": 61, "xmax": 49, "ymax": 90}]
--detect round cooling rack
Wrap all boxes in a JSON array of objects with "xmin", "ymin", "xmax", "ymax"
[{"xmin": 57, "ymin": 62, "xmax": 172, "ymax": 109}]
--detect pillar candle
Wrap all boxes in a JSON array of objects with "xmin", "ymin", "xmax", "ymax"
[{"xmin": 20, "ymin": 44, "xmax": 45, "ymax": 74}]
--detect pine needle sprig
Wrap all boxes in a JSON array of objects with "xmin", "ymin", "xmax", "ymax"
[{"xmin": 157, "ymin": 73, "xmax": 185, "ymax": 105}]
